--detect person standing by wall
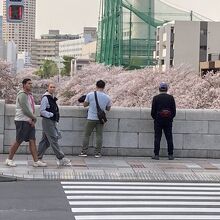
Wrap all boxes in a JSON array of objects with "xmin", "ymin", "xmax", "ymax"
[
  {"xmin": 79, "ymin": 80, "xmax": 111, "ymax": 158},
  {"xmin": 5, "ymin": 79, "xmax": 47, "ymax": 167},
  {"xmin": 151, "ymin": 82, "xmax": 176, "ymax": 160},
  {"xmin": 37, "ymin": 83, "xmax": 71, "ymax": 166}
]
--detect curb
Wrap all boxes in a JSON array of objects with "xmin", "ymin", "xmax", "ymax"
[{"xmin": 0, "ymin": 175, "xmax": 17, "ymax": 182}]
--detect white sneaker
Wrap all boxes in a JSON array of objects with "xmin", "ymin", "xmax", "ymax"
[
  {"xmin": 94, "ymin": 153, "xmax": 102, "ymax": 158},
  {"xmin": 5, "ymin": 159, "xmax": 17, "ymax": 167},
  {"xmin": 58, "ymin": 157, "xmax": 71, "ymax": 166},
  {"xmin": 33, "ymin": 160, "xmax": 47, "ymax": 167}
]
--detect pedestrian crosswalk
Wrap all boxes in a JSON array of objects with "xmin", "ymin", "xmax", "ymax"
[{"xmin": 61, "ymin": 181, "xmax": 220, "ymax": 220}]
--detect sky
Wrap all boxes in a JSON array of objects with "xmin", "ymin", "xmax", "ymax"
[{"xmin": 0, "ymin": 0, "xmax": 220, "ymax": 38}]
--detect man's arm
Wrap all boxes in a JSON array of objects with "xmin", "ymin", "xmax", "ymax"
[
  {"xmin": 106, "ymin": 99, "xmax": 111, "ymax": 111},
  {"xmin": 83, "ymin": 101, "xmax": 89, "ymax": 107},
  {"xmin": 172, "ymin": 96, "xmax": 176, "ymax": 118},
  {"xmin": 18, "ymin": 93, "xmax": 36, "ymax": 121},
  {"xmin": 40, "ymin": 96, "xmax": 54, "ymax": 118},
  {"xmin": 151, "ymin": 97, "xmax": 156, "ymax": 119},
  {"xmin": 106, "ymin": 106, "xmax": 111, "ymax": 111},
  {"xmin": 83, "ymin": 94, "xmax": 90, "ymax": 107}
]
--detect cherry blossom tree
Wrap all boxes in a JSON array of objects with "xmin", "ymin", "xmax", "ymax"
[{"xmin": 1, "ymin": 60, "xmax": 220, "ymax": 109}]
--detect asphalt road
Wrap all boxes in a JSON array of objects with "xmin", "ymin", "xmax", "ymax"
[{"xmin": 0, "ymin": 181, "xmax": 75, "ymax": 220}]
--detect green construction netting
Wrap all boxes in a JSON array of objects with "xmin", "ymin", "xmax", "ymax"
[{"xmin": 96, "ymin": 0, "xmax": 212, "ymax": 68}]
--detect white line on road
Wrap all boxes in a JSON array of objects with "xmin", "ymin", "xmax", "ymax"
[
  {"xmin": 74, "ymin": 215, "xmax": 220, "ymax": 220},
  {"xmin": 61, "ymin": 181, "xmax": 220, "ymax": 186},
  {"xmin": 71, "ymin": 207, "xmax": 220, "ymax": 213},
  {"xmin": 62, "ymin": 185, "xmax": 220, "ymax": 191},
  {"xmin": 66, "ymin": 195, "xmax": 220, "ymax": 200},
  {"xmin": 64, "ymin": 190, "xmax": 220, "ymax": 195},
  {"xmin": 69, "ymin": 200, "xmax": 220, "ymax": 206}
]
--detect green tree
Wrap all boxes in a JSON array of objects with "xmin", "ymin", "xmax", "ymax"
[
  {"xmin": 36, "ymin": 60, "xmax": 59, "ymax": 78},
  {"xmin": 61, "ymin": 56, "xmax": 74, "ymax": 76}
]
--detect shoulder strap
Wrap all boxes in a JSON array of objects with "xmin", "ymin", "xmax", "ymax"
[{"xmin": 94, "ymin": 91, "xmax": 101, "ymax": 111}]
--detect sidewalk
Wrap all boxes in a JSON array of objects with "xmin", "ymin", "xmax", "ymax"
[{"xmin": 0, "ymin": 154, "xmax": 220, "ymax": 182}]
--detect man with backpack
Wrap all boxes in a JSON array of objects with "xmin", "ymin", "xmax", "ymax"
[{"xmin": 151, "ymin": 82, "xmax": 176, "ymax": 160}]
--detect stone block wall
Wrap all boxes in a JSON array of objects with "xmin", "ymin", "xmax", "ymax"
[{"xmin": 1, "ymin": 100, "xmax": 220, "ymax": 158}]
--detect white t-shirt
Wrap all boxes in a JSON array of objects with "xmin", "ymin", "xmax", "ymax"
[{"xmin": 85, "ymin": 91, "xmax": 111, "ymax": 120}]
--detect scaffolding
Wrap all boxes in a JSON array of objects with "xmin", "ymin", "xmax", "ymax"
[{"xmin": 96, "ymin": 0, "xmax": 211, "ymax": 68}]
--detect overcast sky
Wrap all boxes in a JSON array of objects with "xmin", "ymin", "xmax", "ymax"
[{"xmin": 0, "ymin": 0, "xmax": 220, "ymax": 38}]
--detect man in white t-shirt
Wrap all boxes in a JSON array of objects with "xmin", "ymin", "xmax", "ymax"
[{"xmin": 79, "ymin": 80, "xmax": 111, "ymax": 158}]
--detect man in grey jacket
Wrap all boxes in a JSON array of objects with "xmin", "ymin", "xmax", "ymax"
[
  {"xmin": 37, "ymin": 83, "xmax": 71, "ymax": 166},
  {"xmin": 5, "ymin": 79, "xmax": 47, "ymax": 167}
]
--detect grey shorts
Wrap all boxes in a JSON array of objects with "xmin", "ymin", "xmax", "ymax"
[{"xmin": 15, "ymin": 121, "xmax": 36, "ymax": 143}]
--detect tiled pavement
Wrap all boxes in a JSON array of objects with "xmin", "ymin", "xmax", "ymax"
[{"xmin": 0, "ymin": 154, "xmax": 220, "ymax": 182}]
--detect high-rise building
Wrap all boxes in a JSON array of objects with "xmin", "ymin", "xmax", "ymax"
[
  {"xmin": 7, "ymin": 40, "xmax": 17, "ymax": 74},
  {"xmin": 2, "ymin": 0, "xmax": 36, "ymax": 53}
]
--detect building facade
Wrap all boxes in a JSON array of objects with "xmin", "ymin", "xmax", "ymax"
[
  {"xmin": 59, "ymin": 27, "xmax": 97, "ymax": 59},
  {"xmin": 17, "ymin": 51, "xmax": 31, "ymax": 73},
  {"xmin": 155, "ymin": 21, "xmax": 220, "ymax": 72},
  {"xmin": 2, "ymin": 0, "xmax": 36, "ymax": 53},
  {"xmin": 31, "ymin": 30, "xmax": 79, "ymax": 67},
  {"xmin": 7, "ymin": 41, "xmax": 17, "ymax": 74},
  {"xmin": 0, "ymin": 16, "xmax": 2, "ymax": 40}
]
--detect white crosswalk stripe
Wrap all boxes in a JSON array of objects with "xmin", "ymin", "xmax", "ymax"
[{"xmin": 61, "ymin": 181, "xmax": 220, "ymax": 220}]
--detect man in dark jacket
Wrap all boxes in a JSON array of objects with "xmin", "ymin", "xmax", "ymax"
[{"xmin": 151, "ymin": 82, "xmax": 176, "ymax": 160}]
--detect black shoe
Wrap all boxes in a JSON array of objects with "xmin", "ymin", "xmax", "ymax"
[
  {"xmin": 151, "ymin": 155, "xmax": 159, "ymax": 160},
  {"xmin": 168, "ymin": 155, "xmax": 174, "ymax": 160}
]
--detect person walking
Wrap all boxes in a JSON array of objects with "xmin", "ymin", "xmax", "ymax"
[
  {"xmin": 79, "ymin": 80, "xmax": 111, "ymax": 158},
  {"xmin": 5, "ymin": 79, "xmax": 47, "ymax": 167},
  {"xmin": 151, "ymin": 82, "xmax": 176, "ymax": 160},
  {"xmin": 37, "ymin": 83, "xmax": 71, "ymax": 166}
]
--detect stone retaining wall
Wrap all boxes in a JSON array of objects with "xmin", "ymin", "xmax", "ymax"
[{"xmin": 1, "ymin": 100, "xmax": 220, "ymax": 158}]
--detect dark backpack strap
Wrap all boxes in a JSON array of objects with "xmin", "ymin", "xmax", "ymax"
[{"xmin": 94, "ymin": 91, "xmax": 101, "ymax": 111}]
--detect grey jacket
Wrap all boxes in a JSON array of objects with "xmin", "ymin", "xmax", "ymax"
[{"xmin": 14, "ymin": 90, "xmax": 36, "ymax": 122}]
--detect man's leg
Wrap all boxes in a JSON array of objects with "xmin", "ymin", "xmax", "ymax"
[
  {"xmin": 8, "ymin": 141, "xmax": 21, "ymax": 160},
  {"xmin": 164, "ymin": 122, "xmax": 174, "ymax": 156},
  {"xmin": 29, "ymin": 139, "xmax": 38, "ymax": 162},
  {"xmin": 95, "ymin": 122, "xmax": 104, "ymax": 155},
  {"xmin": 38, "ymin": 132, "xmax": 50, "ymax": 160},
  {"xmin": 8, "ymin": 121, "xmax": 23, "ymax": 160},
  {"xmin": 154, "ymin": 121, "xmax": 163, "ymax": 156},
  {"xmin": 82, "ymin": 120, "xmax": 96, "ymax": 154}
]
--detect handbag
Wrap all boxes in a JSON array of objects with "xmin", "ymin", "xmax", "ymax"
[
  {"xmin": 94, "ymin": 91, "xmax": 107, "ymax": 124},
  {"xmin": 159, "ymin": 109, "xmax": 172, "ymax": 118}
]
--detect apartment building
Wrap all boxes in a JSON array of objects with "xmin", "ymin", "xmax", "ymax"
[
  {"xmin": 155, "ymin": 21, "xmax": 220, "ymax": 72},
  {"xmin": 31, "ymin": 30, "xmax": 79, "ymax": 67}
]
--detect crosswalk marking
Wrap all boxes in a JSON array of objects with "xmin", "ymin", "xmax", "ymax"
[
  {"xmin": 71, "ymin": 207, "xmax": 220, "ymax": 213},
  {"xmin": 74, "ymin": 216, "xmax": 220, "ymax": 220},
  {"xmin": 69, "ymin": 201, "xmax": 220, "ymax": 206},
  {"xmin": 61, "ymin": 181, "xmax": 220, "ymax": 220},
  {"xmin": 67, "ymin": 195, "xmax": 220, "ymax": 200},
  {"xmin": 64, "ymin": 190, "xmax": 220, "ymax": 195},
  {"xmin": 63, "ymin": 185, "xmax": 220, "ymax": 191},
  {"xmin": 61, "ymin": 181, "xmax": 220, "ymax": 186}
]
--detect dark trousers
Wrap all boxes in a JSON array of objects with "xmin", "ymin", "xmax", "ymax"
[{"xmin": 154, "ymin": 120, "xmax": 174, "ymax": 156}]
